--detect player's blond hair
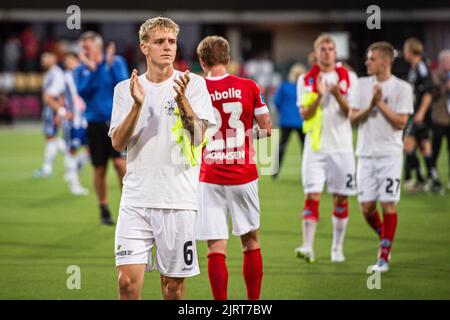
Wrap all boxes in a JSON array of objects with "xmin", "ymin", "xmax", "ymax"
[
  {"xmin": 368, "ymin": 41, "xmax": 395, "ymax": 63},
  {"xmin": 313, "ymin": 34, "xmax": 336, "ymax": 51},
  {"xmin": 197, "ymin": 36, "xmax": 230, "ymax": 67},
  {"xmin": 404, "ymin": 37, "xmax": 424, "ymax": 56},
  {"xmin": 139, "ymin": 17, "xmax": 180, "ymax": 43},
  {"xmin": 79, "ymin": 31, "xmax": 103, "ymax": 48}
]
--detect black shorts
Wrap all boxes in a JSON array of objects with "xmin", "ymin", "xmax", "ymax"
[
  {"xmin": 87, "ymin": 122, "xmax": 124, "ymax": 167},
  {"xmin": 405, "ymin": 121, "xmax": 430, "ymax": 142}
]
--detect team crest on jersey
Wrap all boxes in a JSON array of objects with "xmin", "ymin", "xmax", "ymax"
[
  {"xmin": 164, "ymin": 99, "xmax": 177, "ymax": 115},
  {"xmin": 370, "ymin": 107, "xmax": 379, "ymax": 117},
  {"xmin": 259, "ymin": 92, "xmax": 266, "ymax": 104}
]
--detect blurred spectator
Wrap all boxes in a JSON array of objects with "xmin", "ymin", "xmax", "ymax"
[
  {"xmin": 272, "ymin": 63, "xmax": 306, "ymax": 180},
  {"xmin": 20, "ymin": 26, "xmax": 39, "ymax": 71},
  {"xmin": 42, "ymin": 37, "xmax": 57, "ymax": 55},
  {"xmin": 431, "ymin": 49, "xmax": 450, "ymax": 190},
  {"xmin": 0, "ymin": 91, "xmax": 12, "ymax": 124},
  {"xmin": 3, "ymin": 35, "xmax": 21, "ymax": 72}
]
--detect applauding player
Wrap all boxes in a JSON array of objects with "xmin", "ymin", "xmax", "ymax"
[
  {"xmin": 295, "ymin": 34, "xmax": 357, "ymax": 263},
  {"xmin": 196, "ymin": 36, "xmax": 272, "ymax": 300},
  {"xmin": 349, "ymin": 42, "xmax": 413, "ymax": 272},
  {"xmin": 109, "ymin": 17, "xmax": 215, "ymax": 300}
]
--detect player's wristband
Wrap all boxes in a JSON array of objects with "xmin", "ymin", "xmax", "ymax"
[{"xmin": 58, "ymin": 107, "xmax": 67, "ymax": 117}]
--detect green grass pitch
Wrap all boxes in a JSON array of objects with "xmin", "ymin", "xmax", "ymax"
[{"xmin": 0, "ymin": 125, "xmax": 449, "ymax": 299}]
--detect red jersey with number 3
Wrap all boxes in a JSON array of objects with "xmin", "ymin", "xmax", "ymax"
[{"xmin": 200, "ymin": 74, "xmax": 268, "ymax": 185}]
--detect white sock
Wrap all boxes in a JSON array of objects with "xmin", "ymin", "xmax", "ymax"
[
  {"xmin": 302, "ymin": 219, "xmax": 318, "ymax": 251},
  {"xmin": 76, "ymin": 149, "xmax": 90, "ymax": 171},
  {"xmin": 42, "ymin": 139, "xmax": 59, "ymax": 175},
  {"xmin": 57, "ymin": 138, "xmax": 67, "ymax": 153},
  {"xmin": 64, "ymin": 153, "xmax": 82, "ymax": 189},
  {"xmin": 332, "ymin": 216, "xmax": 349, "ymax": 251}
]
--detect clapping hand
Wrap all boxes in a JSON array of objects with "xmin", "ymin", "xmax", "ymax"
[
  {"xmin": 78, "ymin": 51, "xmax": 97, "ymax": 71},
  {"xmin": 328, "ymin": 83, "xmax": 340, "ymax": 97},
  {"xmin": 106, "ymin": 42, "xmax": 116, "ymax": 66},
  {"xmin": 316, "ymin": 74, "xmax": 326, "ymax": 97},
  {"xmin": 371, "ymin": 85, "xmax": 382, "ymax": 108},
  {"xmin": 174, "ymin": 70, "xmax": 190, "ymax": 105},
  {"xmin": 130, "ymin": 69, "xmax": 144, "ymax": 107}
]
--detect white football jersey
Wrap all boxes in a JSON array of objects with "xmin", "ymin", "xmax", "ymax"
[
  {"xmin": 64, "ymin": 71, "xmax": 87, "ymax": 129},
  {"xmin": 297, "ymin": 70, "xmax": 357, "ymax": 154},
  {"xmin": 43, "ymin": 65, "xmax": 65, "ymax": 101},
  {"xmin": 354, "ymin": 75, "xmax": 413, "ymax": 157},
  {"xmin": 109, "ymin": 70, "xmax": 216, "ymax": 210}
]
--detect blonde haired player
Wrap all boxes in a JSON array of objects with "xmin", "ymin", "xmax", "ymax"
[
  {"xmin": 109, "ymin": 17, "xmax": 215, "ymax": 299},
  {"xmin": 295, "ymin": 34, "xmax": 358, "ymax": 263},
  {"xmin": 349, "ymin": 42, "xmax": 413, "ymax": 272}
]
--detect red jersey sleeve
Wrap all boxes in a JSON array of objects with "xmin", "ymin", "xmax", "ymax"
[{"xmin": 250, "ymin": 80, "xmax": 269, "ymax": 115}]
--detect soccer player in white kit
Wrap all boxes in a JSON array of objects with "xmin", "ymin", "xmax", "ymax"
[
  {"xmin": 349, "ymin": 42, "xmax": 413, "ymax": 272},
  {"xmin": 295, "ymin": 34, "xmax": 358, "ymax": 263},
  {"xmin": 33, "ymin": 51, "xmax": 67, "ymax": 179},
  {"xmin": 109, "ymin": 17, "xmax": 215, "ymax": 299},
  {"xmin": 34, "ymin": 51, "xmax": 88, "ymax": 196}
]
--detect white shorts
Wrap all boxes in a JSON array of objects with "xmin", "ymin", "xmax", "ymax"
[
  {"xmin": 196, "ymin": 179, "xmax": 260, "ymax": 240},
  {"xmin": 115, "ymin": 206, "xmax": 200, "ymax": 278},
  {"xmin": 357, "ymin": 155, "xmax": 403, "ymax": 203},
  {"xmin": 302, "ymin": 150, "xmax": 357, "ymax": 195}
]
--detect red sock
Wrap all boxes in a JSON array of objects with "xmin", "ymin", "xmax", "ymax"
[
  {"xmin": 333, "ymin": 200, "xmax": 349, "ymax": 219},
  {"xmin": 366, "ymin": 210, "xmax": 383, "ymax": 238},
  {"xmin": 243, "ymin": 248, "xmax": 263, "ymax": 300},
  {"xmin": 379, "ymin": 212, "xmax": 398, "ymax": 262},
  {"xmin": 303, "ymin": 199, "xmax": 319, "ymax": 221},
  {"xmin": 207, "ymin": 252, "xmax": 228, "ymax": 300}
]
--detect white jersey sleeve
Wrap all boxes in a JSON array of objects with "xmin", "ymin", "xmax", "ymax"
[
  {"xmin": 185, "ymin": 74, "xmax": 216, "ymax": 127},
  {"xmin": 109, "ymin": 79, "xmax": 133, "ymax": 137},
  {"xmin": 296, "ymin": 74, "xmax": 305, "ymax": 108},
  {"xmin": 347, "ymin": 71, "xmax": 359, "ymax": 109},
  {"xmin": 395, "ymin": 81, "xmax": 414, "ymax": 115},
  {"xmin": 45, "ymin": 68, "xmax": 65, "ymax": 97}
]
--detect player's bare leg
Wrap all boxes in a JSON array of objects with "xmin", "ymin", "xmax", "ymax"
[
  {"xmin": 241, "ymin": 230, "xmax": 263, "ymax": 300},
  {"xmin": 296, "ymin": 193, "xmax": 320, "ymax": 263},
  {"xmin": 206, "ymin": 239, "xmax": 228, "ymax": 300},
  {"xmin": 117, "ymin": 264, "xmax": 146, "ymax": 300},
  {"xmin": 160, "ymin": 275, "xmax": 185, "ymax": 300},
  {"xmin": 331, "ymin": 194, "xmax": 349, "ymax": 262},
  {"xmin": 112, "ymin": 157, "xmax": 126, "ymax": 190},
  {"xmin": 93, "ymin": 165, "xmax": 107, "ymax": 204}
]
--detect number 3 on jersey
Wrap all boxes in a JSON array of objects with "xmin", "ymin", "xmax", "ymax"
[{"xmin": 206, "ymin": 102, "xmax": 245, "ymax": 151}]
